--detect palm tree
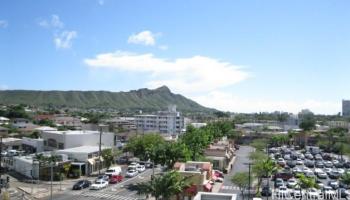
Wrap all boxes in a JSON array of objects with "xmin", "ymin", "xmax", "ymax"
[
  {"xmin": 137, "ymin": 171, "xmax": 191, "ymax": 200},
  {"xmin": 253, "ymin": 158, "xmax": 277, "ymax": 194}
]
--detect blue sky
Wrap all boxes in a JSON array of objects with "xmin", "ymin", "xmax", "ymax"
[{"xmin": 1, "ymin": 0, "xmax": 350, "ymax": 114}]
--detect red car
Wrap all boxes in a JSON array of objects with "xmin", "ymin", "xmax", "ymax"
[{"xmin": 109, "ymin": 175, "xmax": 123, "ymax": 184}]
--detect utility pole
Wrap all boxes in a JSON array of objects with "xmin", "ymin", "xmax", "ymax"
[
  {"xmin": 50, "ymin": 162, "xmax": 53, "ymax": 200},
  {"xmin": 0, "ymin": 136, "xmax": 2, "ymax": 194},
  {"xmin": 244, "ymin": 162, "xmax": 253, "ymax": 200},
  {"xmin": 98, "ymin": 124, "xmax": 107, "ymax": 175}
]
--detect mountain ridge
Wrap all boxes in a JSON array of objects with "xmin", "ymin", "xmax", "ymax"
[{"xmin": 0, "ymin": 86, "xmax": 216, "ymax": 113}]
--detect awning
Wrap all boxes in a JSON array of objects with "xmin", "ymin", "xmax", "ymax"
[
  {"xmin": 87, "ymin": 158, "xmax": 95, "ymax": 165},
  {"xmin": 203, "ymin": 183, "xmax": 213, "ymax": 192}
]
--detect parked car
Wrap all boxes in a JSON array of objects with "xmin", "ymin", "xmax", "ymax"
[
  {"xmin": 275, "ymin": 170, "xmax": 293, "ymax": 181},
  {"xmin": 136, "ymin": 164, "xmax": 146, "ymax": 172},
  {"xmin": 325, "ymin": 168, "xmax": 332, "ymax": 175},
  {"xmin": 96, "ymin": 175, "xmax": 109, "ymax": 182},
  {"xmin": 317, "ymin": 171, "xmax": 328, "ymax": 179},
  {"xmin": 335, "ymin": 162, "xmax": 344, "ymax": 168},
  {"xmin": 315, "ymin": 154, "xmax": 323, "ymax": 161},
  {"xmin": 287, "ymin": 178, "xmax": 298, "ymax": 188},
  {"xmin": 339, "ymin": 188, "xmax": 350, "ymax": 198},
  {"xmin": 72, "ymin": 180, "xmax": 91, "ymax": 190},
  {"xmin": 322, "ymin": 186, "xmax": 336, "ymax": 200},
  {"xmin": 305, "ymin": 160, "xmax": 315, "ymax": 168},
  {"xmin": 277, "ymin": 158, "xmax": 286, "ymax": 166},
  {"xmin": 316, "ymin": 179, "xmax": 325, "ymax": 189},
  {"xmin": 126, "ymin": 169, "xmax": 138, "ymax": 177},
  {"xmin": 128, "ymin": 162, "xmax": 139, "ymax": 169},
  {"xmin": 329, "ymin": 171, "xmax": 341, "ymax": 179},
  {"xmin": 296, "ymin": 158, "xmax": 303, "ymax": 165},
  {"xmin": 315, "ymin": 161, "xmax": 324, "ymax": 168},
  {"xmin": 138, "ymin": 161, "xmax": 153, "ymax": 168},
  {"xmin": 90, "ymin": 180, "xmax": 108, "ymax": 190},
  {"xmin": 328, "ymin": 181, "xmax": 339, "ymax": 190},
  {"xmin": 306, "ymin": 172, "xmax": 315, "ymax": 178},
  {"xmin": 324, "ymin": 161, "xmax": 333, "ymax": 168},
  {"xmin": 213, "ymin": 170, "xmax": 224, "ymax": 178},
  {"xmin": 109, "ymin": 175, "xmax": 123, "ymax": 184},
  {"xmin": 287, "ymin": 160, "xmax": 296, "ymax": 168},
  {"xmin": 275, "ymin": 178, "xmax": 284, "ymax": 188},
  {"xmin": 261, "ymin": 186, "xmax": 272, "ymax": 197},
  {"xmin": 344, "ymin": 162, "xmax": 350, "ymax": 169}
]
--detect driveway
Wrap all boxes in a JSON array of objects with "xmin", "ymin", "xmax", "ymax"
[{"xmin": 220, "ymin": 146, "xmax": 254, "ymax": 193}]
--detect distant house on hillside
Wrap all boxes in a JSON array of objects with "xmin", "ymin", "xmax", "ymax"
[
  {"xmin": 0, "ymin": 116, "xmax": 9, "ymax": 125},
  {"xmin": 53, "ymin": 115, "xmax": 82, "ymax": 129}
]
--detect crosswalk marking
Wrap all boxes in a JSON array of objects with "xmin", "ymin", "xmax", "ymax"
[
  {"xmin": 221, "ymin": 185, "xmax": 241, "ymax": 190},
  {"xmin": 80, "ymin": 191, "xmax": 139, "ymax": 200}
]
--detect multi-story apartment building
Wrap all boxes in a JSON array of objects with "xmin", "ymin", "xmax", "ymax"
[
  {"xmin": 135, "ymin": 106, "xmax": 184, "ymax": 135},
  {"xmin": 342, "ymin": 100, "xmax": 350, "ymax": 117}
]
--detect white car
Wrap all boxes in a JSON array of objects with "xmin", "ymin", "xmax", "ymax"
[
  {"xmin": 317, "ymin": 171, "xmax": 328, "ymax": 179},
  {"xmin": 324, "ymin": 168, "xmax": 332, "ymax": 174},
  {"xmin": 303, "ymin": 167, "xmax": 312, "ymax": 174},
  {"xmin": 277, "ymin": 158, "xmax": 286, "ymax": 166},
  {"xmin": 128, "ymin": 162, "xmax": 139, "ymax": 168},
  {"xmin": 287, "ymin": 179, "xmax": 298, "ymax": 188},
  {"xmin": 136, "ymin": 164, "xmax": 146, "ymax": 172},
  {"xmin": 90, "ymin": 180, "xmax": 108, "ymax": 190},
  {"xmin": 296, "ymin": 158, "xmax": 303, "ymax": 165},
  {"xmin": 337, "ymin": 168, "xmax": 345, "ymax": 174},
  {"xmin": 314, "ymin": 168, "xmax": 324, "ymax": 175},
  {"xmin": 126, "ymin": 169, "xmax": 138, "ymax": 177},
  {"xmin": 307, "ymin": 188, "xmax": 320, "ymax": 199}
]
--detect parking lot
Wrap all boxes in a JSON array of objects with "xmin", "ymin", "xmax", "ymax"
[{"xmin": 262, "ymin": 145, "xmax": 350, "ymax": 200}]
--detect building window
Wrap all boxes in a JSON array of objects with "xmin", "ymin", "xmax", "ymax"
[
  {"xmin": 58, "ymin": 143, "xmax": 64, "ymax": 149},
  {"xmin": 47, "ymin": 138, "xmax": 58, "ymax": 148}
]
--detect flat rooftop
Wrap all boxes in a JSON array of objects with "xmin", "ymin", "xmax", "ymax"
[
  {"xmin": 43, "ymin": 130, "xmax": 111, "ymax": 135},
  {"xmin": 57, "ymin": 145, "xmax": 109, "ymax": 154}
]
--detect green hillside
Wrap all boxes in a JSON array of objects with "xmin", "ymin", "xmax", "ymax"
[{"xmin": 0, "ymin": 86, "xmax": 215, "ymax": 113}]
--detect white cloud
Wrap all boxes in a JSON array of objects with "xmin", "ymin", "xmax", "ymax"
[
  {"xmin": 0, "ymin": 20, "xmax": 8, "ymax": 28},
  {"xmin": 128, "ymin": 31, "xmax": 158, "ymax": 46},
  {"xmin": 38, "ymin": 15, "xmax": 64, "ymax": 29},
  {"xmin": 54, "ymin": 31, "xmax": 77, "ymax": 49},
  {"xmin": 84, "ymin": 51, "xmax": 249, "ymax": 94},
  {"xmin": 192, "ymin": 91, "xmax": 340, "ymax": 115},
  {"xmin": 38, "ymin": 15, "xmax": 77, "ymax": 49}
]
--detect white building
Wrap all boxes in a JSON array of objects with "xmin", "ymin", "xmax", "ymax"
[
  {"xmin": 21, "ymin": 137, "xmax": 44, "ymax": 153},
  {"xmin": 57, "ymin": 145, "xmax": 110, "ymax": 175},
  {"xmin": 41, "ymin": 130, "xmax": 115, "ymax": 151},
  {"xmin": 135, "ymin": 106, "xmax": 184, "ymax": 135},
  {"xmin": 0, "ymin": 116, "xmax": 9, "ymax": 125},
  {"xmin": 3, "ymin": 153, "xmax": 69, "ymax": 179},
  {"xmin": 193, "ymin": 192, "xmax": 236, "ymax": 200},
  {"xmin": 342, "ymin": 100, "xmax": 350, "ymax": 117}
]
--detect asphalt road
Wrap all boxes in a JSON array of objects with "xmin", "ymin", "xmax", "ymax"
[
  {"xmin": 51, "ymin": 167, "xmax": 158, "ymax": 200},
  {"xmin": 220, "ymin": 146, "xmax": 254, "ymax": 194}
]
